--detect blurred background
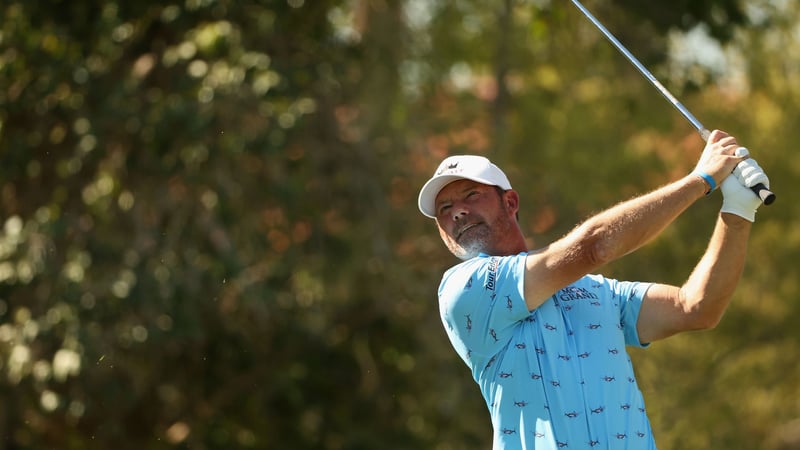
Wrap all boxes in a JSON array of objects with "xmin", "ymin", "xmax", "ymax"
[{"xmin": 0, "ymin": 0, "xmax": 797, "ymax": 448}]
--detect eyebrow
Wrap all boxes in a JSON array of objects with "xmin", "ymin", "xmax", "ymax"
[{"xmin": 436, "ymin": 182, "xmax": 485, "ymax": 207}]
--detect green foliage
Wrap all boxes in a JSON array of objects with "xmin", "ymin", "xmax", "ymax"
[{"xmin": 0, "ymin": 0, "xmax": 798, "ymax": 449}]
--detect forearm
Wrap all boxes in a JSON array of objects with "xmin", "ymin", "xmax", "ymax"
[
  {"xmin": 576, "ymin": 174, "xmax": 707, "ymax": 264},
  {"xmin": 680, "ymin": 213, "xmax": 751, "ymax": 327}
]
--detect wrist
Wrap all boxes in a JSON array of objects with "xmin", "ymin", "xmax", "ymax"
[
  {"xmin": 684, "ymin": 173, "xmax": 711, "ymax": 198},
  {"xmin": 720, "ymin": 210, "xmax": 755, "ymax": 226},
  {"xmin": 691, "ymin": 170, "xmax": 716, "ymax": 195},
  {"xmin": 719, "ymin": 209, "xmax": 756, "ymax": 225}
]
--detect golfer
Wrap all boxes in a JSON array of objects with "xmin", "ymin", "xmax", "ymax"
[{"xmin": 417, "ymin": 130, "xmax": 769, "ymax": 449}]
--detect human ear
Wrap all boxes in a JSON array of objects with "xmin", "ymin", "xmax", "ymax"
[{"xmin": 503, "ymin": 190, "xmax": 520, "ymax": 217}]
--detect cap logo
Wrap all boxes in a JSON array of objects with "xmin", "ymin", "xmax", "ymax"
[{"xmin": 436, "ymin": 161, "xmax": 460, "ymax": 176}]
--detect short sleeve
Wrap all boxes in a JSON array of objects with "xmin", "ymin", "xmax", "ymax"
[
  {"xmin": 437, "ymin": 254, "xmax": 530, "ymax": 368},
  {"xmin": 613, "ymin": 279, "xmax": 653, "ymax": 348}
]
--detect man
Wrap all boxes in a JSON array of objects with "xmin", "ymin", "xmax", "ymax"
[{"xmin": 417, "ymin": 130, "xmax": 769, "ymax": 449}]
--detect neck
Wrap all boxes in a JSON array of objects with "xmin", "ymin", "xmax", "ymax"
[{"xmin": 489, "ymin": 227, "xmax": 528, "ymax": 256}]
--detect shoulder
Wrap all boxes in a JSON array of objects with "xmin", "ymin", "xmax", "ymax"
[{"xmin": 441, "ymin": 254, "xmax": 526, "ymax": 290}]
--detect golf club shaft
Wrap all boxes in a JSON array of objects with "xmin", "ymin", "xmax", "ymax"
[{"xmin": 570, "ymin": 0, "xmax": 775, "ymax": 205}]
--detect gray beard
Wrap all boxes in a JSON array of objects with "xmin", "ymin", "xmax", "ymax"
[{"xmin": 447, "ymin": 225, "xmax": 491, "ymax": 260}]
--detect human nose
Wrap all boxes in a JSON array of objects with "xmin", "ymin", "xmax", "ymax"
[{"xmin": 450, "ymin": 202, "xmax": 469, "ymax": 222}]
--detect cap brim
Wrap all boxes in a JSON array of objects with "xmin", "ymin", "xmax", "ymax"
[{"xmin": 418, "ymin": 175, "xmax": 466, "ymax": 218}]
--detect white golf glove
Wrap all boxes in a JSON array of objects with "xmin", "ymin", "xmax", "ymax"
[{"xmin": 720, "ymin": 147, "xmax": 770, "ymax": 222}]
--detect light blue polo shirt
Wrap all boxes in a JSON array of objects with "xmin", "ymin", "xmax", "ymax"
[{"xmin": 438, "ymin": 252, "xmax": 657, "ymax": 450}]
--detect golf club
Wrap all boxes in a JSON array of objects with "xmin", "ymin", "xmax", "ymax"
[{"xmin": 570, "ymin": 0, "xmax": 776, "ymax": 205}]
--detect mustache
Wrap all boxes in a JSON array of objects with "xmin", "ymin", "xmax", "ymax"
[{"xmin": 454, "ymin": 218, "xmax": 482, "ymax": 240}]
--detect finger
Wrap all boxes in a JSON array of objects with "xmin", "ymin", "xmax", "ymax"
[
  {"xmin": 733, "ymin": 147, "xmax": 749, "ymax": 164},
  {"xmin": 708, "ymin": 129, "xmax": 729, "ymax": 142},
  {"xmin": 717, "ymin": 136, "xmax": 738, "ymax": 149}
]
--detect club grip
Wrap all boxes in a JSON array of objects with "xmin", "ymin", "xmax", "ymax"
[
  {"xmin": 751, "ymin": 183, "xmax": 775, "ymax": 205},
  {"xmin": 734, "ymin": 148, "xmax": 775, "ymax": 206}
]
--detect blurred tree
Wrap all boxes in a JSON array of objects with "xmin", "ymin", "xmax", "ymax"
[{"xmin": 0, "ymin": 0, "xmax": 797, "ymax": 449}]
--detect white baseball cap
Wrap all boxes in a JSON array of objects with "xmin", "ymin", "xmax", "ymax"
[{"xmin": 418, "ymin": 155, "xmax": 512, "ymax": 218}]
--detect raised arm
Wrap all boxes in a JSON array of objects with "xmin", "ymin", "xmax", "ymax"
[
  {"xmin": 636, "ymin": 213, "xmax": 750, "ymax": 342},
  {"xmin": 637, "ymin": 151, "xmax": 770, "ymax": 342},
  {"xmin": 523, "ymin": 130, "xmax": 745, "ymax": 311}
]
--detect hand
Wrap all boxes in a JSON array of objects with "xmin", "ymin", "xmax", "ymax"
[
  {"xmin": 720, "ymin": 149, "xmax": 770, "ymax": 222},
  {"xmin": 732, "ymin": 147, "xmax": 770, "ymax": 189},
  {"xmin": 693, "ymin": 130, "xmax": 748, "ymax": 189}
]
